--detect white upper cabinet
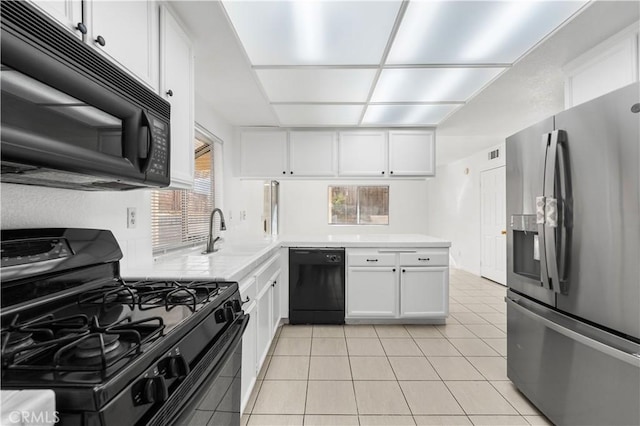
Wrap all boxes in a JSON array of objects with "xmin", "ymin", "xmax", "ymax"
[
  {"xmin": 30, "ymin": 0, "xmax": 83, "ymax": 38},
  {"xmin": 338, "ymin": 131, "xmax": 387, "ymax": 177},
  {"xmin": 160, "ymin": 6, "xmax": 194, "ymax": 189},
  {"xmin": 388, "ymin": 130, "xmax": 435, "ymax": 176},
  {"xmin": 240, "ymin": 130, "xmax": 288, "ymax": 177},
  {"xmin": 86, "ymin": 0, "xmax": 159, "ymax": 90},
  {"xmin": 289, "ymin": 131, "xmax": 336, "ymax": 176}
]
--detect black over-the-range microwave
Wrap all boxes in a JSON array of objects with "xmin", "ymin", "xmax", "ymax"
[{"xmin": 0, "ymin": 1, "xmax": 170, "ymax": 190}]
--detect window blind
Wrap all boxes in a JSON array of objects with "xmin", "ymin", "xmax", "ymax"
[{"xmin": 151, "ymin": 139, "xmax": 215, "ymax": 254}]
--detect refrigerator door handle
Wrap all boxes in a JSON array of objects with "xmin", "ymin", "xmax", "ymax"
[
  {"xmin": 506, "ymin": 297, "xmax": 640, "ymax": 367},
  {"xmin": 544, "ymin": 130, "xmax": 561, "ymax": 293},
  {"xmin": 538, "ymin": 133, "xmax": 551, "ymax": 288}
]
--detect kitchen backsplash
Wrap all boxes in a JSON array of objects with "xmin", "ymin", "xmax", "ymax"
[{"xmin": 0, "ymin": 183, "xmax": 154, "ymax": 271}]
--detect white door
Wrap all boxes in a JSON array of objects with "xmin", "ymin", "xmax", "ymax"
[
  {"xmin": 480, "ymin": 166, "xmax": 507, "ymax": 285},
  {"xmin": 400, "ymin": 267, "xmax": 448, "ymax": 318},
  {"xmin": 346, "ymin": 267, "xmax": 397, "ymax": 318}
]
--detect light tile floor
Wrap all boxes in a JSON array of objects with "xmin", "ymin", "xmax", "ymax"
[{"xmin": 242, "ymin": 269, "xmax": 552, "ymax": 426}]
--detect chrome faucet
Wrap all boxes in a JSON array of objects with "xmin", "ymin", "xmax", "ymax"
[{"xmin": 203, "ymin": 208, "xmax": 227, "ymax": 254}]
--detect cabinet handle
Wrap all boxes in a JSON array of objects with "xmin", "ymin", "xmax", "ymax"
[
  {"xmin": 282, "ymin": 171, "xmax": 286, "ymax": 175},
  {"xmin": 272, "ymin": 280, "xmax": 277, "ymax": 287},
  {"xmin": 76, "ymin": 22, "xmax": 87, "ymax": 34},
  {"xmin": 392, "ymin": 268, "xmax": 396, "ymax": 272},
  {"xmin": 95, "ymin": 35, "xmax": 106, "ymax": 46},
  {"xmin": 390, "ymin": 171, "xmax": 394, "ymax": 175},
  {"xmin": 402, "ymin": 269, "xmax": 406, "ymax": 273},
  {"xmin": 366, "ymin": 259, "xmax": 378, "ymax": 262},
  {"xmin": 166, "ymin": 89, "xmax": 174, "ymax": 97},
  {"xmin": 290, "ymin": 171, "xmax": 293, "ymax": 175},
  {"xmin": 381, "ymin": 171, "xmax": 385, "ymax": 175},
  {"xmin": 418, "ymin": 258, "xmax": 430, "ymax": 261}
]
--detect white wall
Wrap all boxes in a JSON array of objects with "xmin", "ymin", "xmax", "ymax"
[
  {"xmin": 426, "ymin": 143, "xmax": 505, "ymax": 275},
  {"xmin": 0, "ymin": 185, "xmax": 154, "ymax": 272},
  {"xmin": 279, "ymin": 179, "xmax": 429, "ymax": 236}
]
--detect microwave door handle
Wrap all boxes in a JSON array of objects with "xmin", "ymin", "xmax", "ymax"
[
  {"xmin": 138, "ymin": 111, "xmax": 153, "ymax": 171},
  {"xmin": 537, "ymin": 133, "xmax": 551, "ymax": 288}
]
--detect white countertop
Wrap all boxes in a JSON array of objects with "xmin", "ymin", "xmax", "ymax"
[{"xmin": 124, "ymin": 234, "xmax": 450, "ymax": 282}]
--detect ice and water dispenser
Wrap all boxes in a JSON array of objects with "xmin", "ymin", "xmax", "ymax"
[{"xmin": 511, "ymin": 214, "xmax": 541, "ymax": 281}]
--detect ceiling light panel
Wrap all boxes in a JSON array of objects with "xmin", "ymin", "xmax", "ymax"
[
  {"xmin": 372, "ymin": 68, "xmax": 504, "ymax": 103},
  {"xmin": 387, "ymin": 0, "xmax": 587, "ymax": 65},
  {"xmin": 222, "ymin": 1, "xmax": 403, "ymax": 65},
  {"xmin": 363, "ymin": 104, "xmax": 461, "ymax": 126},
  {"xmin": 256, "ymin": 69, "xmax": 377, "ymax": 103},
  {"xmin": 273, "ymin": 105, "xmax": 363, "ymax": 126}
]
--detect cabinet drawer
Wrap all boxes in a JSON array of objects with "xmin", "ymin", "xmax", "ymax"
[
  {"xmin": 239, "ymin": 276, "xmax": 256, "ymax": 306},
  {"xmin": 348, "ymin": 253, "xmax": 396, "ymax": 267},
  {"xmin": 256, "ymin": 254, "xmax": 281, "ymax": 293},
  {"xmin": 399, "ymin": 250, "xmax": 448, "ymax": 266}
]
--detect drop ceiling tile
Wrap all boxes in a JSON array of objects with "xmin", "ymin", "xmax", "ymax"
[
  {"xmin": 273, "ymin": 105, "xmax": 363, "ymax": 126},
  {"xmin": 362, "ymin": 104, "xmax": 461, "ymax": 126},
  {"xmin": 371, "ymin": 68, "xmax": 505, "ymax": 103},
  {"xmin": 387, "ymin": 0, "xmax": 588, "ymax": 65},
  {"xmin": 222, "ymin": 1, "xmax": 402, "ymax": 65},
  {"xmin": 256, "ymin": 69, "xmax": 377, "ymax": 103}
]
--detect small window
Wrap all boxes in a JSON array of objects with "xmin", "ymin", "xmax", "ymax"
[{"xmin": 328, "ymin": 185, "xmax": 389, "ymax": 225}]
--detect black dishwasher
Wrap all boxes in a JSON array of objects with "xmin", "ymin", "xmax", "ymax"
[{"xmin": 289, "ymin": 248, "xmax": 345, "ymax": 324}]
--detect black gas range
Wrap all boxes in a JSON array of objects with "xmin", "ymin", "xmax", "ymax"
[{"xmin": 0, "ymin": 228, "xmax": 248, "ymax": 425}]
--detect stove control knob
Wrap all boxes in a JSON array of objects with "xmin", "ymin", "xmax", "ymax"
[
  {"xmin": 214, "ymin": 306, "xmax": 235, "ymax": 323},
  {"xmin": 141, "ymin": 376, "xmax": 168, "ymax": 404},
  {"xmin": 231, "ymin": 299, "xmax": 242, "ymax": 313},
  {"xmin": 165, "ymin": 355, "xmax": 190, "ymax": 379}
]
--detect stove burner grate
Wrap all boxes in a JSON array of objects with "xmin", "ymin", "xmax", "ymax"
[{"xmin": 2, "ymin": 315, "xmax": 165, "ymax": 376}]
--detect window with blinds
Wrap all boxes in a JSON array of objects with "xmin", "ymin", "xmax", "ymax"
[{"xmin": 151, "ymin": 139, "xmax": 214, "ymax": 254}]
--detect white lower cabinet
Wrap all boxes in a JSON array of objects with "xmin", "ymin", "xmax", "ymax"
[
  {"xmin": 240, "ymin": 296, "xmax": 257, "ymax": 412},
  {"xmin": 346, "ymin": 248, "xmax": 449, "ymax": 321},
  {"xmin": 239, "ymin": 252, "xmax": 281, "ymax": 414},
  {"xmin": 347, "ymin": 267, "xmax": 397, "ymax": 317},
  {"xmin": 255, "ymin": 282, "xmax": 272, "ymax": 368},
  {"xmin": 400, "ymin": 267, "xmax": 449, "ymax": 318},
  {"xmin": 270, "ymin": 271, "xmax": 281, "ymax": 335}
]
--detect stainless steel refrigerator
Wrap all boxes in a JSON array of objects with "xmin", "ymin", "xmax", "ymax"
[{"xmin": 505, "ymin": 82, "xmax": 639, "ymax": 426}]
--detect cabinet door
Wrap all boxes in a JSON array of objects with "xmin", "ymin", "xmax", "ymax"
[
  {"xmin": 30, "ymin": 0, "xmax": 83, "ymax": 38},
  {"xmin": 87, "ymin": 0, "xmax": 159, "ymax": 89},
  {"xmin": 270, "ymin": 271, "xmax": 281, "ymax": 335},
  {"xmin": 400, "ymin": 267, "xmax": 448, "ymax": 318},
  {"xmin": 241, "ymin": 301, "xmax": 257, "ymax": 414},
  {"xmin": 289, "ymin": 131, "xmax": 336, "ymax": 176},
  {"xmin": 338, "ymin": 131, "xmax": 387, "ymax": 176},
  {"xmin": 160, "ymin": 7, "xmax": 194, "ymax": 189},
  {"xmin": 240, "ymin": 130, "xmax": 288, "ymax": 177},
  {"xmin": 255, "ymin": 283, "xmax": 273, "ymax": 367},
  {"xmin": 388, "ymin": 130, "xmax": 435, "ymax": 176},
  {"xmin": 347, "ymin": 267, "xmax": 397, "ymax": 318}
]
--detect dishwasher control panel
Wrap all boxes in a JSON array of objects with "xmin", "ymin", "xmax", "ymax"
[{"xmin": 325, "ymin": 254, "xmax": 342, "ymax": 263}]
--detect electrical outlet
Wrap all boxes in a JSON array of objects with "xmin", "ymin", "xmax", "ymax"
[{"xmin": 127, "ymin": 207, "xmax": 137, "ymax": 229}]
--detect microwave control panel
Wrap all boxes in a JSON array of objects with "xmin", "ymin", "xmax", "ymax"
[{"xmin": 147, "ymin": 116, "xmax": 170, "ymax": 178}]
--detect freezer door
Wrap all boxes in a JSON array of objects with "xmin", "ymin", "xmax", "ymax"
[
  {"xmin": 507, "ymin": 292, "xmax": 640, "ymax": 426},
  {"xmin": 554, "ymin": 82, "xmax": 640, "ymax": 340},
  {"xmin": 506, "ymin": 116, "xmax": 555, "ymax": 306}
]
